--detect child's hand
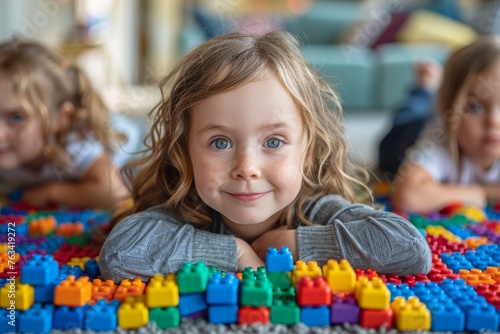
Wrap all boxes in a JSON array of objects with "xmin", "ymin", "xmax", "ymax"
[
  {"xmin": 414, "ymin": 60, "xmax": 442, "ymax": 92},
  {"xmin": 251, "ymin": 226, "xmax": 297, "ymax": 262},
  {"xmin": 235, "ymin": 238, "xmax": 265, "ymax": 271},
  {"xmin": 468, "ymin": 184, "xmax": 487, "ymax": 208},
  {"xmin": 22, "ymin": 183, "xmax": 55, "ymax": 207}
]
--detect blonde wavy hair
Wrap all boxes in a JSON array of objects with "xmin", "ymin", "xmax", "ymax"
[
  {"xmin": 124, "ymin": 31, "xmax": 370, "ymax": 228},
  {"xmin": 0, "ymin": 39, "xmax": 116, "ymax": 166},
  {"xmin": 437, "ymin": 37, "xmax": 500, "ymax": 164}
]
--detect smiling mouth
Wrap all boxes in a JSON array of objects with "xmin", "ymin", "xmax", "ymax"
[{"xmin": 227, "ymin": 192, "xmax": 269, "ymax": 202}]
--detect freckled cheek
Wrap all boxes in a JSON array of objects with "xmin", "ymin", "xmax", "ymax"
[
  {"xmin": 270, "ymin": 154, "xmax": 304, "ymax": 192},
  {"xmin": 192, "ymin": 158, "xmax": 226, "ymax": 196}
]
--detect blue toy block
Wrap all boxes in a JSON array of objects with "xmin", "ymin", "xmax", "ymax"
[
  {"xmin": 84, "ymin": 258, "xmax": 100, "ymax": 278},
  {"xmin": 39, "ymin": 236, "xmax": 66, "ymax": 254},
  {"xmin": 301, "ymin": 306, "xmax": 330, "ymax": 327},
  {"xmin": 464, "ymin": 301, "xmax": 499, "ymax": 332},
  {"xmin": 0, "ymin": 309, "xmax": 17, "ymax": 333},
  {"xmin": 208, "ymin": 305, "xmax": 239, "ymax": 324},
  {"xmin": 34, "ymin": 275, "xmax": 66, "ymax": 303},
  {"xmin": 428, "ymin": 301, "xmax": 465, "ymax": 332},
  {"xmin": 19, "ymin": 303, "xmax": 53, "ymax": 334},
  {"xmin": 21, "ymin": 254, "xmax": 59, "ymax": 285},
  {"xmin": 53, "ymin": 305, "xmax": 86, "ymax": 330},
  {"xmin": 265, "ymin": 246, "xmax": 293, "ymax": 272},
  {"xmin": 206, "ymin": 272, "xmax": 239, "ymax": 305},
  {"xmin": 59, "ymin": 264, "xmax": 84, "ymax": 279},
  {"xmin": 179, "ymin": 293, "xmax": 207, "ymax": 316},
  {"xmin": 85, "ymin": 299, "xmax": 119, "ymax": 331}
]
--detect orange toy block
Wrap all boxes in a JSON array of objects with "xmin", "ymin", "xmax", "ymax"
[
  {"xmin": 292, "ymin": 260, "xmax": 322, "ymax": 287},
  {"xmin": 355, "ymin": 277, "xmax": 390, "ymax": 310},
  {"xmin": 56, "ymin": 222, "xmax": 84, "ymax": 237},
  {"xmin": 91, "ymin": 279, "xmax": 118, "ymax": 303},
  {"xmin": 114, "ymin": 278, "xmax": 146, "ymax": 301},
  {"xmin": 297, "ymin": 276, "xmax": 331, "ymax": 307},
  {"xmin": 28, "ymin": 216, "xmax": 56, "ymax": 236},
  {"xmin": 322, "ymin": 259, "xmax": 356, "ymax": 292},
  {"xmin": 54, "ymin": 275, "xmax": 92, "ymax": 306}
]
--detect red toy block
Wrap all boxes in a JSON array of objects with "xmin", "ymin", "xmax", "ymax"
[
  {"xmin": 297, "ymin": 276, "xmax": 331, "ymax": 307},
  {"xmin": 238, "ymin": 307, "xmax": 270, "ymax": 325},
  {"xmin": 360, "ymin": 308, "xmax": 393, "ymax": 329},
  {"xmin": 355, "ymin": 268, "xmax": 379, "ymax": 280}
]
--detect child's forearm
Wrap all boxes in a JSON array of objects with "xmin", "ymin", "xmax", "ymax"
[
  {"xmin": 235, "ymin": 238, "xmax": 265, "ymax": 271},
  {"xmin": 47, "ymin": 181, "xmax": 127, "ymax": 209},
  {"xmin": 392, "ymin": 182, "xmax": 485, "ymax": 212},
  {"xmin": 483, "ymin": 184, "xmax": 500, "ymax": 202}
]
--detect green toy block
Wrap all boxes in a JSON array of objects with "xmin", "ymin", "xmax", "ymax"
[
  {"xmin": 273, "ymin": 287, "xmax": 296, "ymax": 303},
  {"xmin": 177, "ymin": 262, "xmax": 209, "ymax": 293},
  {"xmin": 271, "ymin": 299, "xmax": 300, "ymax": 325},
  {"xmin": 149, "ymin": 307, "xmax": 180, "ymax": 329},
  {"xmin": 241, "ymin": 276, "xmax": 273, "ymax": 307},
  {"xmin": 268, "ymin": 271, "xmax": 292, "ymax": 290}
]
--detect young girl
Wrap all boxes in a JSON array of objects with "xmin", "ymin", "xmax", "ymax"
[
  {"xmin": 0, "ymin": 40, "xmax": 129, "ymax": 210},
  {"xmin": 100, "ymin": 31, "xmax": 431, "ymax": 282},
  {"xmin": 391, "ymin": 37, "xmax": 500, "ymax": 213}
]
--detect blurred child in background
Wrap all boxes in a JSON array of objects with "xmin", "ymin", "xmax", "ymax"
[
  {"xmin": 391, "ymin": 38, "xmax": 500, "ymax": 213},
  {"xmin": 0, "ymin": 39, "xmax": 129, "ymax": 210}
]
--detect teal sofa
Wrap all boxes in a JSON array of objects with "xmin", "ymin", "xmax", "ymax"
[{"xmin": 180, "ymin": 1, "xmax": 451, "ymax": 111}]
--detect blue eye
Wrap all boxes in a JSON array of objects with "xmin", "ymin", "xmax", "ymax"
[
  {"xmin": 211, "ymin": 138, "xmax": 231, "ymax": 150},
  {"xmin": 466, "ymin": 101, "xmax": 484, "ymax": 114},
  {"xmin": 266, "ymin": 138, "xmax": 284, "ymax": 149},
  {"xmin": 7, "ymin": 113, "xmax": 26, "ymax": 125}
]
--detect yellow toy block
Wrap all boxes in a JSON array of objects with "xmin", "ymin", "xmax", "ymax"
[
  {"xmin": 66, "ymin": 256, "xmax": 91, "ymax": 270},
  {"xmin": 118, "ymin": 296, "xmax": 149, "ymax": 329},
  {"xmin": 54, "ymin": 275, "xmax": 92, "ymax": 306},
  {"xmin": 292, "ymin": 260, "xmax": 322, "ymax": 287},
  {"xmin": 392, "ymin": 296, "xmax": 431, "ymax": 331},
  {"xmin": 146, "ymin": 273, "xmax": 179, "ymax": 308},
  {"xmin": 355, "ymin": 277, "xmax": 390, "ymax": 310},
  {"xmin": 322, "ymin": 259, "xmax": 356, "ymax": 293},
  {"xmin": 0, "ymin": 282, "xmax": 34, "ymax": 310},
  {"xmin": 397, "ymin": 9, "xmax": 476, "ymax": 48},
  {"xmin": 425, "ymin": 226, "xmax": 461, "ymax": 242}
]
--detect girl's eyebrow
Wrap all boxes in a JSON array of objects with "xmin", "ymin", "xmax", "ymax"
[
  {"xmin": 198, "ymin": 123, "xmax": 290, "ymax": 134},
  {"xmin": 0, "ymin": 107, "xmax": 24, "ymax": 114}
]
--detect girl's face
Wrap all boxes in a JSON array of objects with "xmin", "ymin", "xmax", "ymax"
[
  {"xmin": 0, "ymin": 72, "xmax": 46, "ymax": 171},
  {"xmin": 188, "ymin": 74, "xmax": 308, "ymax": 238},
  {"xmin": 458, "ymin": 61, "xmax": 500, "ymax": 170}
]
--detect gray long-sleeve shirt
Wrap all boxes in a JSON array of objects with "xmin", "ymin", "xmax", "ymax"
[{"xmin": 99, "ymin": 195, "xmax": 432, "ymax": 282}]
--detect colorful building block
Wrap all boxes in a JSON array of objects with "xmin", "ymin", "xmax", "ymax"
[
  {"xmin": 178, "ymin": 292, "xmax": 207, "ymax": 316},
  {"xmin": 355, "ymin": 276, "xmax": 390, "ymax": 310},
  {"xmin": 0, "ymin": 282, "xmax": 34, "ymax": 310},
  {"xmin": 240, "ymin": 276, "xmax": 273, "ymax": 307},
  {"xmin": 297, "ymin": 276, "xmax": 331, "ymax": 307},
  {"xmin": 330, "ymin": 293, "xmax": 360, "ymax": 324},
  {"xmin": 149, "ymin": 307, "xmax": 181, "ymax": 329},
  {"xmin": 177, "ymin": 262, "xmax": 209, "ymax": 294},
  {"xmin": 21, "ymin": 254, "xmax": 59, "ymax": 285},
  {"xmin": 114, "ymin": 278, "xmax": 146, "ymax": 301},
  {"xmin": 301, "ymin": 306, "xmax": 330, "ymax": 327},
  {"xmin": 54, "ymin": 275, "xmax": 92, "ymax": 306},
  {"xmin": 146, "ymin": 273, "xmax": 179, "ymax": 308},
  {"xmin": 270, "ymin": 299, "xmax": 300, "ymax": 325},
  {"xmin": 238, "ymin": 306, "xmax": 270, "ymax": 325},
  {"xmin": 392, "ymin": 296, "xmax": 431, "ymax": 331},
  {"xmin": 19, "ymin": 303, "xmax": 53, "ymax": 334},
  {"xmin": 53, "ymin": 305, "xmax": 85, "ymax": 330},
  {"xmin": 84, "ymin": 299, "xmax": 119, "ymax": 331},
  {"xmin": 117, "ymin": 296, "xmax": 149, "ymax": 329},
  {"xmin": 292, "ymin": 260, "xmax": 322, "ymax": 287},
  {"xmin": 360, "ymin": 308, "xmax": 393, "ymax": 329},
  {"xmin": 266, "ymin": 246, "xmax": 293, "ymax": 272},
  {"xmin": 206, "ymin": 272, "xmax": 239, "ymax": 305},
  {"xmin": 322, "ymin": 259, "xmax": 356, "ymax": 292},
  {"xmin": 208, "ymin": 304, "xmax": 239, "ymax": 324}
]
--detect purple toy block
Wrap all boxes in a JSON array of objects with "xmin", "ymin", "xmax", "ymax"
[{"xmin": 330, "ymin": 295, "xmax": 360, "ymax": 324}]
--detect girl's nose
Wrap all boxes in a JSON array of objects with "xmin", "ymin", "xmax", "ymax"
[{"xmin": 231, "ymin": 148, "xmax": 261, "ymax": 180}]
